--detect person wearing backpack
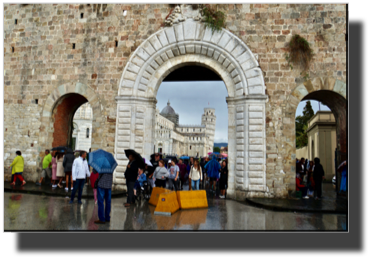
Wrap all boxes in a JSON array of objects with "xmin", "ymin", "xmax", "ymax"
[{"xmin": 189, "ymin": 159, "xmax": 202, "ymax": 190}]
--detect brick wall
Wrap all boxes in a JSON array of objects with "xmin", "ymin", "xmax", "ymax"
[{"xmin": 4, "ymin": 4, "xmax": 346, "ymax": 195}]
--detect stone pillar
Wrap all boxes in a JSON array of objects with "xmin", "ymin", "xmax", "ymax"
[
  {"xmin": 226, "ymin": 94, "xmax": 269, "ymax": 200},
  {"xmin": 114, "ymin": 96, "xmax": 157, "ymax": 190}
]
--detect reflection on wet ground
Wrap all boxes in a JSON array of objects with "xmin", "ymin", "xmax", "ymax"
[{"xmin": 4, "ymin": 193, "xmax": 347, "ymax": 231}]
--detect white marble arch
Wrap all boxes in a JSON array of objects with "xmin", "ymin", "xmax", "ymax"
[{"xmin": 115, "ymin": 20, "xmax": 268, "ymax": 200}]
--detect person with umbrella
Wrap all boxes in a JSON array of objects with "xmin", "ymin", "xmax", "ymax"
[
  {"xmin": 69, "ymin": 151, "xmax": 91, "ymax": 204},
  {"xmin": 124, "ymin": 150, "xmax": 143, "ymax": 207},
  {"xmin": 87, "ymin": 149, "xmax": 118, "ymax": 224}
]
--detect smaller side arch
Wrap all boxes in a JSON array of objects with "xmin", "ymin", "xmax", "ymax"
[
  {"xmin": 282, "ymin": 77, "xmax": 347, "ymax": 196},
  {"xmin": 38, "ymin": 82, "xmax": 105, "ymax": 160}
]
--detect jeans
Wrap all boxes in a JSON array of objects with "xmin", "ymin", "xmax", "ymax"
[
  {"xmin": 168, "ymin": 178, "xmax": 179, "ymax": 191},
  {"xmin": 97, "ymin": 187, "xmax": 111, "ymax": 222},
  {"xmin": 191, "ymin": 179, "xmax": 200, "ymax": 190},
  {"xmin": 70, "ymin": 178, "xmax": 86, "ymax": 202},
  {"xmin": 126, "ymin": 179, "xmax": 135, "ymax": 204},
  {"xmin": 299, "ymin": 186, "xmax": 308, "ymax": 197}
]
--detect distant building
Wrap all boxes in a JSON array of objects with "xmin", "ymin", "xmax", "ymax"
[
  {"xmin": 296, "ymin": 111, "xmax": 337, "ymax": 180},
  {"xmin": 154, "ymin": 100, "xmax": 216, "ymax": 157},
  {"xmin": 220, "ymin": 146, "xmax": 228, "ymax": 154},
  {"xmin": 72, "ymin": 103, "xmax": 92, "ymax": 152}
]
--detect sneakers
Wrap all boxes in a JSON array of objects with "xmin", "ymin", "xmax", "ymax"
[
  {"xmin": 141, "ymin": 187, "xmax": 144, "ymax": 190},
  {"xmin": 303, "ymin": 196, "xmax": 309, "ymax": 199},
  {"xmin": 71, "ymin": 187, "xmax": 73, "ymax": 190},
  {"xmin": 95, "ymin": 201, "xmax": 98, "ymax": 205},
  {"xmin": 65, "ymin": 187, "xmax": 68, "ymax": 192},
  {"xmin": 52, "ymin": 185, "xmax": 57, "ymax": 188}
]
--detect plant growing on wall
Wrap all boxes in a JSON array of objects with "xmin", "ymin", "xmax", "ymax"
[
  {"xmin": 285, "ymin": 34, "xmax": 314, "ymax": 81},
  {"xmin": 201, "ymin": 4, "xmax": 226, "ymax": 33}
]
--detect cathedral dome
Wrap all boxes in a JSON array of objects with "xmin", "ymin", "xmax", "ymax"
[{"xmin": 160, "ymin": 100, "xmax": 177, "ymax": 115}]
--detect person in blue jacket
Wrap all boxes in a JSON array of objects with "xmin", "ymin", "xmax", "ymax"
[{"xmin": 204, "ymin": 155, "xmax": 221, "ymax": 193}]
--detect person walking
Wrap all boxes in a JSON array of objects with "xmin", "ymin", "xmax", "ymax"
[
  {"xmin": 37, "ymin": 150, "xmax": 52, "ymax": 186},
  {"xmin": 63, "ymin": 148, "xmax": 75, "ymax": 191},
  {"xmin": 56, "ymin": 152, "xmax": 65, "ymax": 188},
  {"xmin": 204, "ymin": 155, "xmax": 221, "ymax": 194},
  {"xmin": 124, "ymin": 154, "xmax": 139, "ymax": 207},
  {"xmin": 51, "ymin": 151, "xmax": 58, "ymax": 188},
  {"xmin": 313, "ymin": 157, "xmax": 325, "ymax": 200},
  {"xmin": 177, "ymin": 159, "xmax": 187, "ymax": 190},
  {"xmin": 94, "ymin": 173, "xmax": 114, "ymax": 224},
  {"xmin": 189, "ymin": 159, "xmax": 202, "ymax": 190},
  {"xmin": 10, "ymin": 151, "xmax": 26, "ymax": 186},
  {"xmin": 167, "ymin": 159, "xmax": 179, "ymax": 191},
  {"xmin": 153, "ymin": 160, "xmax": 169, "ymax": 189},
  {"xmin": 219, "ymin": 160, "xmax": 228, "ymax": 199},
  {"xmin": 90, "ymin": 169, "xmax": 99, "ymax": 204},
  {"xmin": 69, "ymin": 151, "xmax": 91, "ymax": 204}
]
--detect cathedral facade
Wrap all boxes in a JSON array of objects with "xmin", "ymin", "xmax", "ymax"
[{"xmin": 154, "ymin": 101, "xmax": 216, "ymax": 157}]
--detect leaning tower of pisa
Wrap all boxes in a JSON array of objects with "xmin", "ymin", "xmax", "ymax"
[{"xmin": 201, "ymin": 108, "xmax": 216, "ymax": 154}]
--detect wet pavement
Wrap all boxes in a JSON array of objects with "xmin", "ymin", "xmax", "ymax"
[
  {"xmin": 247, "ymin": 182, "xmax": 347, "ymax": 214},
  {"xmin": 4, "ymin": 180, "xmax": 126, "ymax": 199},
  {"xmin": 4, "ymin": 192, "xmax": 347, "ymax": 231}
]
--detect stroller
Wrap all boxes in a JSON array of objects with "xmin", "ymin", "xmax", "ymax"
[{"xmin": 135, "ymin": 180, "xmax": 151, "ymax": 201}]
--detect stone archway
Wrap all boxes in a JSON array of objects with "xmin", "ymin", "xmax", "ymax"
[
  {"xmin": 38, "ymin": 82, "xmax": 105, "ymax": 161},
  {"xmin": 114, "ymin": 20, "xmax": 268, "ymax": 200},
  {"xmin": 282, "ymin": 77, "xmax": 347, "ymax": 194}
]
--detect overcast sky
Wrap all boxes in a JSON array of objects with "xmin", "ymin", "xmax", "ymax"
[
  {"xmin": 157, "ymin": 81, "xmax": 229, "ymax": 143},
  {"xmin": 296, "ymin": 100, "xmax": 331, "ymax": 117},
  {"xmin": 157, "ymin": 82, "xmax": 331, "ymax": 143}
]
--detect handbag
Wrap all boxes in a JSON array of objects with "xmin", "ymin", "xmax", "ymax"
[{"xmin": 94, "ymin": 174, "xmax": 103, "ymax": 188}]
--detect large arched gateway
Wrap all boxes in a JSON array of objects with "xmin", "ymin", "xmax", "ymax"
[{"xmin": 113, "ymin": 19, "xmax": 268, "ymax": 200}]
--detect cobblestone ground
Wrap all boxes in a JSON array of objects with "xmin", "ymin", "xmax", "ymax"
[{"xmin": 4, "ymin": 192, "xmax": 346, "ymax": 231}]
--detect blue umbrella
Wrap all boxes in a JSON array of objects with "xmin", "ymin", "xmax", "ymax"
[
  {"xmin": 88, "ymin": 149, "xmax": 118, "ymax": 174},
  {"xmin": 180, "ymin": 156, "xmax": 189, "ymax": 160}
]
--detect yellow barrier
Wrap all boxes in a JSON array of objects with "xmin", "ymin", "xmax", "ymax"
[
  {"xmin": 176, "ymin": 190, "xmax": 208, "ymax": 209},
  {"xmin": 149, "ymin": 187, "xmax": 170, "ymax": 206},
  {"xmin": 154, "ymin": 191, "xmax": 180, "ymax": 216}
]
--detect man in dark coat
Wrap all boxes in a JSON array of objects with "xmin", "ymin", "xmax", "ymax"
[
  {"xmin": 124, "ymin": 154, "xmax": 139, "ymax": 207},
  {"xmin": 313, "ymin": 157, "xmax": 325, "ymax": 200}
]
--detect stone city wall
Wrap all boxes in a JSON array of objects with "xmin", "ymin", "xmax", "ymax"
[{"xmin": 4, "ymin": 4, "xmax": 346, "ymax": 197}]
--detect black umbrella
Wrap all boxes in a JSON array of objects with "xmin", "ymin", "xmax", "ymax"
[
  {"xmin": 51, "ymin": 146, "xmax": 68, "ymax": 151},
  {"xmin": 124, "ymin": 149, "xmax": 145, "ymax": 169}
]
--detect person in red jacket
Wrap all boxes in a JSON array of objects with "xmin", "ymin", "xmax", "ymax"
[
  {"xmin": 90, "ymin": 169, "xmax": 99, "ymax": 204},
  {"xmin": 296, "ymin": 173, "xmax": 309, "ymax": 199}
]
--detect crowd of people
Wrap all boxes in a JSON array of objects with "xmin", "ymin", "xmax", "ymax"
[
  {"xmin": 295, "ymin": 157, "xmax": 325, "ymax": 200},
  {"xmin": 121, "ymin": 153, "xmax": 229, "ymax": 207}
]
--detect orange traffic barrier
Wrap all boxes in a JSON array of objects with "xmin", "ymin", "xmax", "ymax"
[
  {"xmin": 176, "ymin": 190, "xmax": 208, "ymax": 209},
  {"xmin": 149, "ymin": 187, "xmax": 170, "ymax": 206},
  {"xmin": 154, "ymin": 191, "xmax": 180, "ymax": 216}
]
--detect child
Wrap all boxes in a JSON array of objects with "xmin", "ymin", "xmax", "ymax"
[
  {"xmin": 90, "ymin": 169, "xmax": 99, "ymax": 204},
  {"xmin": 134, "ymin": 168, "xmax": 146, "ymax": 199}
]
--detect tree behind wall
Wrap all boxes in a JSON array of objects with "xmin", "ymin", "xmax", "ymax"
[{"xmin": 296, "ymin": 101, "xmax": 314, "ymax": 148}]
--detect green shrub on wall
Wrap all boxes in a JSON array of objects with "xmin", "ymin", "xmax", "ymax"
[
  {"xmin": 201, "ymin": 5, "xmax": 226, "ymax": 33},
  {"xmin": 285, "ymin": 34, "xmax": 314, "ymax": 81}
]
